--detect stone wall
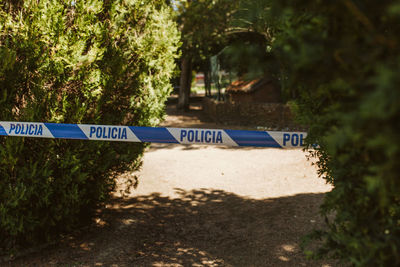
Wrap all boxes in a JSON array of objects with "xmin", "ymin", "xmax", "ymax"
[{"xmin": 202, "ymin": 98, "xmax": 303, "ymax": 130}]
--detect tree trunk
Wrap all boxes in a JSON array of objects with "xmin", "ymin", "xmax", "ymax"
[
  {"xmin": 178, "ymin": 55, "xmax": 192, "ymax": 110},
  {"xmin": 204, "ymin": 70, "xmax": 211, "ymax": 97},
  {"xmin": 217, "ymin": 79, "xmax": 221, "ymax": 101}
]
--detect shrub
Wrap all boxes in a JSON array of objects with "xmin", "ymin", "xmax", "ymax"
[
  {"xmin": 0, "ymin": 0, "xmax": 179, "ymax": 252},
  {"xmin": 267, "ymin": 0, "xmax": 400, "ymax": 265}
]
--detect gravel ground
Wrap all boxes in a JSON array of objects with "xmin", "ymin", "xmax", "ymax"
[{"xmin": 7, "ymin": 101, "xmax": 340, "ymax": 267}]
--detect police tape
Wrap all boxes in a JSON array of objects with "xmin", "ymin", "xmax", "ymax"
[{"xmin": 0, "ymin": 121, "xmax": 307, "ymax": 148}]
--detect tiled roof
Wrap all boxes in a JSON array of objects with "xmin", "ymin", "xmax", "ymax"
[{"xmin": 226, "ymin": 77, "xmax": 272, "ymax": 93}]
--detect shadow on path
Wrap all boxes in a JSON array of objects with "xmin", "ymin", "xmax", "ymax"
[{"xmin": 12, "ymin": 189, "xmax": 338, "ymax": 266}]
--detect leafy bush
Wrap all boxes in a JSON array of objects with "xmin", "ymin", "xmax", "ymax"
[
  {"xmin": 0, "ymin": 0, "xmax": 179, "ymax": 252},
  {"xmin": 266, "ymin": 0, "xmax": 400, "ymax": 265}
]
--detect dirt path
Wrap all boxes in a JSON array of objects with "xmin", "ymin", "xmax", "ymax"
[{"xmin": 9, "ymin": 101, "xmax": 338, "ymax": 266}]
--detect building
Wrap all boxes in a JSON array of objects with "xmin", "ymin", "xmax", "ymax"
[{"xmin": 225, "ymin": 77, "xmax": 282, "ymax": 104}]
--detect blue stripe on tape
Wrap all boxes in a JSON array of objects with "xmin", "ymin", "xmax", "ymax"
[
  {"xmin": 129, "ymin": 126, "xmax": 178, "ymax": 143},
  {"xmin": 224, "ymin": 130, "xmax": 282, "ymax": 148},
  {"xmin": 0, "ymin": 125, "xmax": 7, "ymax": 136},
  {"xmin": 45, "ymin": 123, "xmax": 87, "ymax": 139}
]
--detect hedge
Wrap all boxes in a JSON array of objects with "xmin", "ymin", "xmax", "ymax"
[
  {"xmin": 0, "ymin": 0, "xmax": 179, "ymax": 252},
  {"xmin": 267, "ymin": 0, "xmax": 400, "ymax": 265}
]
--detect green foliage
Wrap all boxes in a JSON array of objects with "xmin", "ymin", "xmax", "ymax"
[
  {"xmin": 227, "ymin": 0, "xmax": 400, "ymax": 264},
  {"xmin": 0, "ymin": 0, "xmax": 179, "ymax": 252},
  {"xmin": 175, "ymin": 0, "xmax": 238, "ymax": 107},
  {"xmin": 177, "ymin": 0, "xmax": 238, "ymax": 64},
  {"xmin": 216, "ymin": 0, "xmax": 282, "ymax": 89},
  {"xmin": 263, "ymin": 0, "xmax": 400, "ymax": 265}
]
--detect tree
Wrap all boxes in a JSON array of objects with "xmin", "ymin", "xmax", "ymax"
[{"xmin": 176, "ymin": 0, "xmax": 238, "ymax": 109}]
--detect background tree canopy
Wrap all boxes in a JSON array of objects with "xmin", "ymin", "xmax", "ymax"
[{"xmin": 175, "ymin": 0, "xmax": 238, "ymax": 108}]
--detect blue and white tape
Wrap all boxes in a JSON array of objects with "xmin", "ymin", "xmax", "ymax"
[{"xmin": 0, "ymin": 121, "xmax": 306, "ymax": 148}]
